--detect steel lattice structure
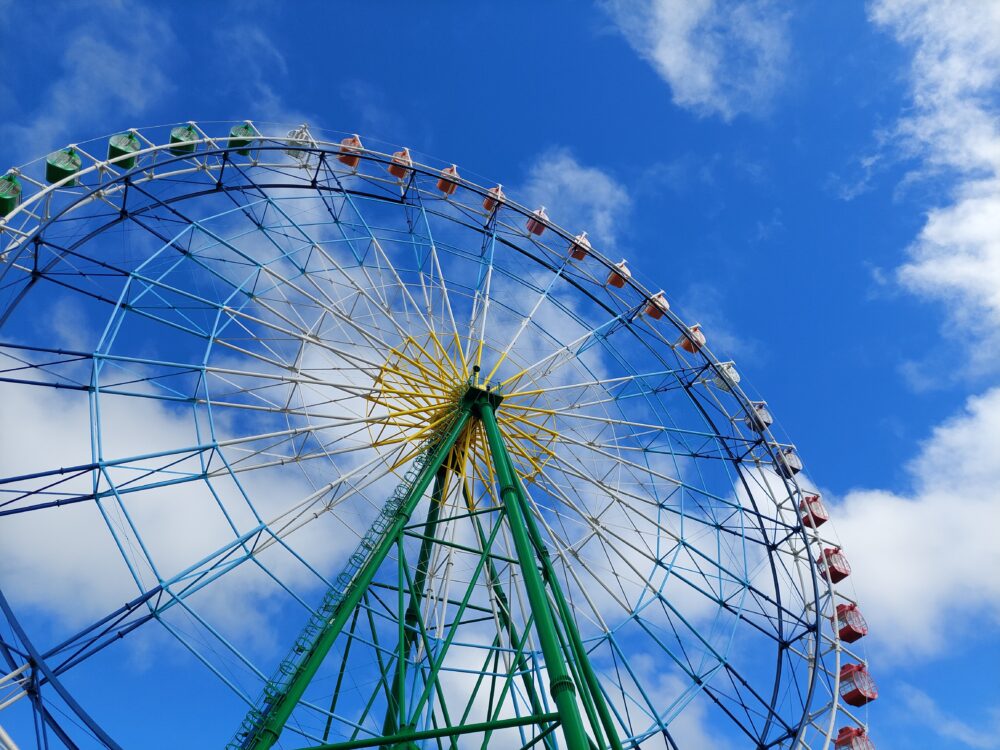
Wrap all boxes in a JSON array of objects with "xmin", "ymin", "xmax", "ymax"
[{"xmin": 0, "ymin": 122, "xmax": 871, "ymax": 749}]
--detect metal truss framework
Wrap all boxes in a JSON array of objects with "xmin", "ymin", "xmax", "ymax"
[{"xmin": 0, "ymin": 122, "xmax": 865, "ymax": 749}]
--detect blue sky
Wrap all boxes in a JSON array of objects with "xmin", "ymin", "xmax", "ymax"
[{"xmin": 1, "ymin": 1, "xmax": 999, "ymax": 748}]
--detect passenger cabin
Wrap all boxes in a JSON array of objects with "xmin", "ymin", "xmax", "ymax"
[
  {"xmin": 45, "ymin": 148, "xmax": 82, "ymax": 185},
  {"xmin": 799, "ymin": 493, "xmax": 829, "ymax": 528},
  {"xmin": 482, "ymin": 185, "xmax": 504, "ymax": 212},
  {"xmin": 713, "ymin": 362, "xmax": 740, "ymax": 390},
  {"xmin": 818, "ymin": 547, "xmax": 851, "ymax": 583},
  {"xmin": 108, "ymin": 132, "xmax": 141, "ymax": 168},
  {"xmin": 677, "ymin": 324, "xmax": 706, "ymax": 353},
  {"xmin": 0, "ymin": 173, "xmax": 22, "ymax": 215},
  {"xmin": 228, "ymin": 122, "xmax": 256, "ymax": 156},
  {"xmin": 284, "ymin": 124, "xmax": 314, "ymax": 162},
  {"xmin": 840, "ymin": 663, "xmax": 878, "ymax": 707},
  {"xmin": 527, "ymin": 206, "xmax": 549, "ymax": 236},
  {"xmin": 607, "ymin": 260, "xmax": 631, "ymax": 288},
  {"xmin": 745, "ymin": 401, "xmax": 774, "ymax": 433},
  {"xmin": 337, "ymin": 135, "xmax": 364, "ymax": 169},
  {"xmin": 835, "ymin": 727, "xmax": 875, "ymax": 750},
  {"xmin": 168, "ymin": 124, "xmax": 199, "ymax": 156},
  {"xmin": 774, "ymin": 446, "xmax": 802, "ymax": 478},
  {"xmin": 437, "ymin": 165, "xmax": 459, "ymax": 195},
  {"xmin": 835, "ymin": 603, "xmax": 868, "ymax": 643},
  {"xmin": 569, "ymin": 231, "xmax": 591, "ymax": 260},
  {"xmin": 388, "ymin": 147, "xmax": 413, "ymax": 179},
  {"xmin": 645, "ymin": 292, "xmax": 670, "ymax": 319}
]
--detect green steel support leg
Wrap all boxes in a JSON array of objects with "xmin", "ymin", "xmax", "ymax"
[
  {"xmin": 462, "ymin": 483, "xmax": 557, "ymax": 750},
  {"xmin": 380, "ymin": 466, "xmax": 448, "ymax": 744},
  {"xmin": 248, "ymin": 407, "xmax": 473, "ymax": 750},
  {"xmin": 508, "ymin": 455, "xmax": 624, "ymax": 750},
  {"xmin": 476, "ymin": 402, "xmax": 591, "ymax": 750}
]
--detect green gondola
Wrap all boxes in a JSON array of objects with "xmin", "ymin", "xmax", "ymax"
[
  {"xmin": 0, "ymin": 173, "xmax": 22, "ymax": 215},
  {"xmin": 107, "ymin": 132, "xmax": 141, "ymax": 169},
  {"xmin": 45, "ymin": 148, "xmax": 82, "ymax": 185},
  {"xmin": 229, "ymin": 122, "xmax": 257, "ymax": 156},
  {"xmin": 169, "ymin": 124, "xmax": 199, "ymax": 156}
]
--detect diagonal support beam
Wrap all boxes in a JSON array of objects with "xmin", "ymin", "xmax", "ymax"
[
  {"xmin": 235, "ymin": 404, "xmax": 474, "ymax": 750},
  {"xmin": 478, "ymin": 396, "xmax": 624, "ymax": 750},
  {"xmin": 476, "ymin": 400, "xmax": 594, "ymax": 750}
]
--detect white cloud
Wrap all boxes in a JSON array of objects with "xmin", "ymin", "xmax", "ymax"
[
  {"xmin": 2, "ymin": 4, "xmax": 173, "ymax": 160},
  {"xmin": 869, "ymin": 0, "xmax": 1000, "ymax": 373},
  {"xmin": 212, "ymin": 24, "xmax": 314, "ymax": 128},
  {"xmin": 600, "ymin": 0, "xmax": 790, "ymax": 119},
  {"xmin": 832, "ymin": 0, "xmax": 1000, "ymax": 667},
  {"xmin": 898, "ymin": 683, "xmax": 1000, "ymax": 749},
  {"xmin": 519, "ymin": 147, "xmax": 631, "ymax": 248},
  {"xmin": 835, "ymin": 387, "xmax": 1000, "ymax": 659}
]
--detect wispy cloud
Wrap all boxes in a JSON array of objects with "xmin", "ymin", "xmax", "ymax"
[
  {"xmin": 870, "ymin": 0, "xmax": 1000, "ymax": 375},
  {"xmin": 831, "ymin": 1, "xmax": 1000, "ymax": 666},
  {"xmin": 518, "ymin": 147, "xmax": 632, "ymax": 248},
  {"xmin": 599, "ymin": 0, "xmax": 790, "ymax": 120},
  {"xmin": 835, "ymin": 387, "xmax": 1000, "ymax": 659},
  {"xmin": 1, "ymin": 3, "xmax": 173, "ymax": 162},
  {"xmin": 212, "ymin": 23, "xmax": 312, "ymax": 128},
  {"xmin": 898, "ymin": 684, "xmax": 1000, "ymax": 749}
]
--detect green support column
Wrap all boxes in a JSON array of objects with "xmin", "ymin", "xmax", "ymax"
[
  {"xmin": 234, "ymin": 385, "xmax": 622, "ymax": 750},
  {"xmin": 476, "ymin": 401, "xmax": 592, "ymax": 750},
  {"xmin": 247, "ymin": 406, "xmax": 474, "ymax": 750},
  {"xmin": 499, "ymin": 437, "xmax": 625, "ymax": 750},
  {"xmin": 463, "ymin": 483, "xmax": 557, "ymax": 750},
  {"xmin": 379, "ymin": 466, "xmax": 448, "ymax": 743}
]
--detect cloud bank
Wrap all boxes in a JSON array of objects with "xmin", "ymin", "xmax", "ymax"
[
  {"xmin": 600, "ymin": 0, "xmax": 790, "ymax": 119},
  {"xmin": 834, "ymin": 0, "xmax": 1000, "ymax": 663}
]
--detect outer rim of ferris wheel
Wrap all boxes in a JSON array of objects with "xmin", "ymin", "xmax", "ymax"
[{"xmin": 0, "ymin": 121, "xmax": 868, "ymax": 749}]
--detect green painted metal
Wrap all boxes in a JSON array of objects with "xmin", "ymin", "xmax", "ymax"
[
  {"xmin": 229, "ymin": 121, "xmax": 257, "ymax": 155},
  {"xmin": 230, "ymin": 406, "xmax": 473, "ymax": 750},
  {"xmin": 509, "ymin": 449, "xmax": 625, "ymax": 750},
  {"xmin": 45, "ymin": 148, "xmax": 81, "ymax": 185},
  {"xmin": 107, "ymin": 132, "xmax": 140, "ymax": 169},
  {"xmin": 462, "ymin": 482, "xmax": 556, "ymax": 750},
  {"xmin": 299, "ymin": 711, "xmax": 561, "ymax": 750},
  {"xmin": 0, "ymin": 173, "xmax": 21, "ymax": 215},
  {"xmin": 476, "ymin": 401, "xmax": 593, "ymax": 750},
  {"xmin": 168, "ymin": 124, "xmax": 199, "ymax": 156},
  {"xmin": 229, "ymin": 383, "xmax": 622, "ymax": 750},
  {"xmin": 380, "ymin": 467, "xmax": 446, "ymax": 739}
]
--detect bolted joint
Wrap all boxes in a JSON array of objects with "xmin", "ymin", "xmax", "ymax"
[{"xmin": 549, "ymin": 674, "xmax": 577, "ymax": 699}]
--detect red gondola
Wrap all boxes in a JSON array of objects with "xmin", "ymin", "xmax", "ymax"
[
  {"xmin": 818, "ymin": 547, "xmax": 851, "ymax": 583},
  {"xmin": 387, "ymin": 147, "xmax": 412, "ymax": 179},
  {"xmin": 337, "ymin": 135, "xmax": 363, "ymax": 169},
  {"xmin": 437, "ymin": 165, "xmax": 459, "ymax": 195},
  {"xmin": 606, "ymin": 260, "xmax": 630, "ymax": 288},
  {"xmin": 526, "ymin": 206, "xmax": 548, "ymax": 235},
  {"xmin": 569, "ymin": 231, "xmax": 591, "ymax": 260},
  {"xmin": 677, "ymin": 324, "xmax": 706, "ymax": 353},
  {"xmin": 644, "ymin": 292, "xmax": 670, "ymax": 319},
  {"xmin": 799, "ymin": 493, "xmax": 829, "ymax": 528},
  {"xmin": 835, "ymin": 726, "xmax": 875, "ymax": 750},
  {"xmin": 840, "ymin": 663, "xmax": 877, "ymax": 707},
  {"xmin": 483, "ymin": 185, "xmax": 504, "ymax": 212},
  {"xmin": 835, "ymin": 603, "xmax": 868, "ymax": 643}
]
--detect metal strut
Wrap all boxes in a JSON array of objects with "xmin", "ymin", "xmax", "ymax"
[
  {"xmin": 229, "ymin": 405, "xmax": 474, "ymax": 750},
  {"xmin": 230, "ymin": 385, "xmax": 623, "ymax": 750}
]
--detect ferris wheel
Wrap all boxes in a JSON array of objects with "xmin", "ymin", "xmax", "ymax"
[{"xmin": 0, "ymin": 121, "xmax": 876, "ymax": 750}]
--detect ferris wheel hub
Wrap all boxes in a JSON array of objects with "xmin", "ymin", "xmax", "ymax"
[{"xmin": 462, "ymin": 382, "xmax": 504, "ymax": 411}]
